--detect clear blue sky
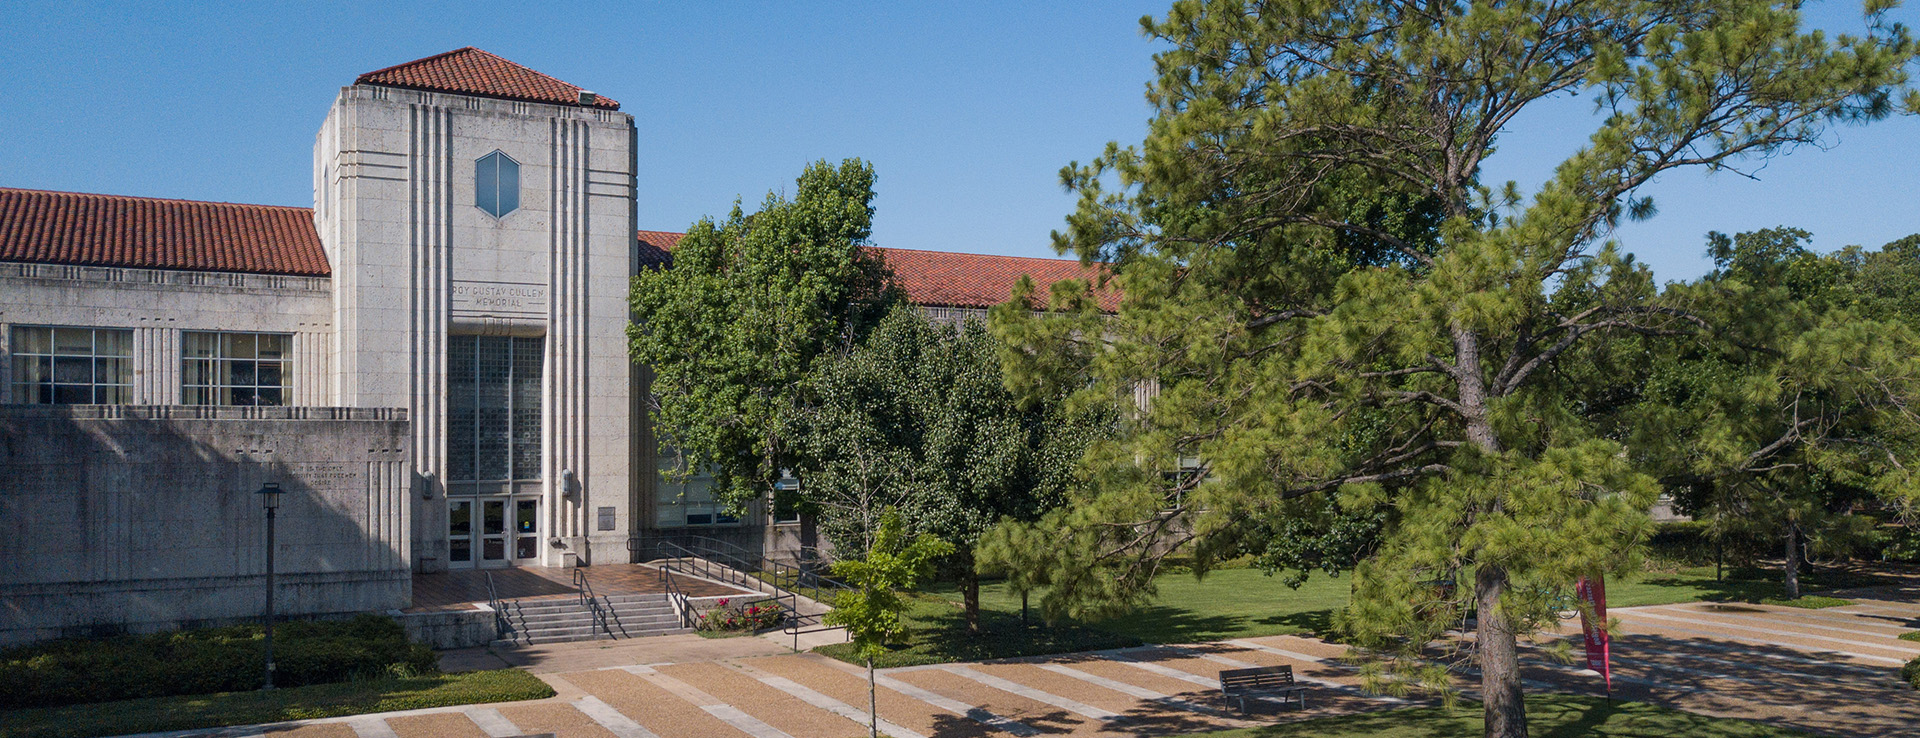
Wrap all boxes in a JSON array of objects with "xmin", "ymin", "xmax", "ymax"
[{"xmin": 1, "ymin": 1, "xmax": 1914, "ymax": 282}]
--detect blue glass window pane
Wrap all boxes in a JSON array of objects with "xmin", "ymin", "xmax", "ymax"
[
  {"xmin": 475, "ymin": 154, "xmax": 499, "ymax": 216},
  {"xmin": 497, "ymin": 156, "xmax": 519, "ymax": 215}
]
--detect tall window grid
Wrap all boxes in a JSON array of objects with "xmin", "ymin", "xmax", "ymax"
[
  {"xmin": 182, "ymin": 332, "xmax": 291, "ymax": 406},
  {"xmin": 9, "ymin": 326, "xmax": 132, "ymax": 404},
  {"xmin": 448, "ymin": 335, "xmax": 543, "ymax": 483}
]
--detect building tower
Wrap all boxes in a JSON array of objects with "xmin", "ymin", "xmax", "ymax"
[{"xmin": 312, "ymin": 48, "xmax": 640, "ymax": 572}]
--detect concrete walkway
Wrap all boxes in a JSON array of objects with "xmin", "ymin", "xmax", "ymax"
[
  {"xmin": 116, "ymin": 588, "xmax": 1920, "ymax": 738},
  {"xmin": 122, "ymin": 634, "xmax": 1405, "ymax": 738}
]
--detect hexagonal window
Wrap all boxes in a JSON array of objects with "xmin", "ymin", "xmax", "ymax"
[{"xmin": 475, "ymin": 151, "xmax": 520, "ymax": 218}]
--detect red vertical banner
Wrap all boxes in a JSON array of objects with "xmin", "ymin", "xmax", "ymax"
[{"xmin": 1576, "ymin": 575, "xmax": 1611, "ymax": 694}]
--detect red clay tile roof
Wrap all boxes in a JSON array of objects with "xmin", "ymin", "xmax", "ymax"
[
  {"xmin": 633, "ymin": 230, "xmax": 1117, "ymax": 311},
  {"xmin": 357, "ymin": 47, "xmax": 621, "ymax": 110},
  {"xmin": 881, "ymin": 246, "xmax": 1117, "ymax": 311},
  {"xmin": 0, "ymin": 187, "xmax": 329, "ymax": 277},
  {"xmin": 636, "ymin": 230, "xmax": 681, "ymax": 268}
]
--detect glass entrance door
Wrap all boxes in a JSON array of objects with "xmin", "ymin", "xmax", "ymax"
[
  {"xmin": 449, "ymin": 499, "xmax": 474, "ymax": 566},
  {"xmin": 479, "ymin": 499, "xmax": 509, "ymax": 567},
  {"xmin": 448, "ymin": 496, "xmax": 539, "ymax": 569}
]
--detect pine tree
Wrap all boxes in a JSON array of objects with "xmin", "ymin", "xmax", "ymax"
[
  {"xmin": 982, "ymin": 3, "xmax": 1917, "ymax": 736},
  {"xmin": 1643, "ymin": 228, "xmax": 1920, "ymax": 599}
]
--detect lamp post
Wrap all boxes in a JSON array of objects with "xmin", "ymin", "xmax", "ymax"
[{"xmin": 257, "ymin": 481, "xmax": 283, "ymax": 690}]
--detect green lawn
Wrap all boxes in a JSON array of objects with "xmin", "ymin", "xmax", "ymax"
[
  {"xmin": 926, "ymin": 569, "xmax": 1352, "ymax": 645},
  {"xmin": 815, "ymin": 591, "xmax": 1139, "ymax": 668},
  {"xmin": 915, "ymin": 564, "xmax": 1870, "ymax": 649},
  {"xmin": 0, "ymin": 669, "xmax": 554, "ymax": 738},
  {"xmin": 1606, "ymin": 565, "xmax": 1877, "ymax": 608},
  {"xmin": 1183, "ymin": 694, "xmax": 1811, "ymax": 737}
]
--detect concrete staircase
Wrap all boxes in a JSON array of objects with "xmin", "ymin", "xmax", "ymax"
[{"xmin": 494, "ymin": 593, "xmax": 688, "ymax": 645}]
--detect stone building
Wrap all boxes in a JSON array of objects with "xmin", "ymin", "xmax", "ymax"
[{"xmin": 0, "ymin": 48, "xmax": 1104, "ymax": 644}]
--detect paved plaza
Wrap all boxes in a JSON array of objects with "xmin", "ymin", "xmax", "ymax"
[{"xmin": 123, "ymin": 585, "xmax": 1920, "ymax": 738}]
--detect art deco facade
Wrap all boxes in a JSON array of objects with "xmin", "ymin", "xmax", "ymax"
[{"xmin": 0, "ymin": 48, "xmax": 1106, "ymax": 644}]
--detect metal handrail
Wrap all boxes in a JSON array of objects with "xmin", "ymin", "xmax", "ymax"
[
  {"xmin": 484, "ymin": 571, "xmax": 510, "ymax": 641},
  {"xmin": 572, "ymin": 568, "xmax": 619, "ymax": 639},
  {"xmin": 656, "ymin": 559, "xmax": 695, "ymax": 629},
  {"xmin": 643, "ymin": 537, "xmax": 853, "ymax": 649}
]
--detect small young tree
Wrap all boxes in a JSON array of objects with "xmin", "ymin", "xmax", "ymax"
[{"xmin": 823, "ymin": 509, "xmax": 953, "ymax": 738}]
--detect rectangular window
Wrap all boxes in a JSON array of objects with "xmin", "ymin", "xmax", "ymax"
[
  {"xmin": 772, "ymin": 476, "xmax": 802, "ymax": 524},
  {"xmin": 655, "ymin": 452, "xmax": 739, "ymax": 528},
  {"xmin": 10, "ymin": 326, "xmax": 132, "ymax": 404},
  {"xmin": 181, "ymin": 332, "xmax": 291, "ymax": 406},
  {"xmin": 448, "ymin": 335, "xmax": 543, "ymax": 482}
]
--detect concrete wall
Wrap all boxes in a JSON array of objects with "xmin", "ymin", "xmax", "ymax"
[
  {"xmin": 0, "ymin": 405, "xmax": 410, "ymax": 646},
  {"xmin": 396, "ymin": 608, "xmax": 496, "ymax": 650}
]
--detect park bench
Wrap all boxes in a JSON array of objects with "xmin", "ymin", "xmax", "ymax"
[{"xmin": 1218, "ymin": 664, "xmax": 1309, "ymax": 712}]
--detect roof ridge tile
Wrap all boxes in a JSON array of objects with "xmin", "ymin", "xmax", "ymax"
[{"xmin": 356, "ymin": 47, "xmax": 620, "ymax": 110}]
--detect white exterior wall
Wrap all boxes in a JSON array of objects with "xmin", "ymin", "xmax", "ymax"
[
  {"xmin": 314, "ymin": 85, "xmax": 638, "ymax": 571},
  {"xmin": 0, "ymin": 263, "xmax": 334, "ymax": 406}
]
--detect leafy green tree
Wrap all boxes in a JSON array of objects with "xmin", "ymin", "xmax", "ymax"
[
  {"xmin": 628, "ymin": 159, "xmax": 899, "ymax": 507},
  {"xmin": 823, "ymin": 509, "xmax": 953, "ymax": 738},
  {"xmin": 793, "ymin": 304, "xmax": 1110, "ymax": 631},
  {"xmin": 1644, "ymin": 228, "xmax": 1920, "ymax": 598},
  {"xmin": 1838, "ymin": 233, "xmax": 1920, "ymax": 322},
  {"xmin": 984, "ymin": 2, "xmax": 1916, "ymax": 736}
]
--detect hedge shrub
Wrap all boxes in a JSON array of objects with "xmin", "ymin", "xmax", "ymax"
[
  {"xmin": 0, "ymin": 615, "xmax": 436, "ymax": 709},
  {"xmin": 1903, "ymin": 656, "xmax": 1920, "ymax": 690}
]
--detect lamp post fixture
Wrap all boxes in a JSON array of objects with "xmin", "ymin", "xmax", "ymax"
[{"xmin": 257, "ymin": 481, "xmax": 283, "ymax": 690}]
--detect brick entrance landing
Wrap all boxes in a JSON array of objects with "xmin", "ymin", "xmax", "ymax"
[{"xmin": 409, "ymin": 563, "xmax": 754, "ymax": 612}]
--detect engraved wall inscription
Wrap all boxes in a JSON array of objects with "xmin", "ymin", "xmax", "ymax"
[{"xmin": 451, "ymin": 281, "xmax": 547, "ymax": 318}]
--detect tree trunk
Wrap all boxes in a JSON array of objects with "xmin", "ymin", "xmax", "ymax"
[
  {"xmin": 1783, "ymin": 521, "xmax": 1801, "ymax": 601},
  {"xmin": 1476, "ymin": 564, "xmax": 1528, "ymax": 738},
  {"xmin": 964, "ymin": 570, "xmax": 982, "ymax": 634},
  {"xmin": 867, "ymin": 656, "xmax": 878, "ymax": 738},
  {"xmin": 1455, "ymin": 325, "xmax": 1525, "ymax": 738}
]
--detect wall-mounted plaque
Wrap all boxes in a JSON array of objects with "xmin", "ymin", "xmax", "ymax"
[{"xmin": 597, "ymin": 506, "xmax": 616, "ymax": 531}]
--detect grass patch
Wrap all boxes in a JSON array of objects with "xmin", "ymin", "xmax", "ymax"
[
  {"xmin": 815, "ymin": 592, "xmax": 1137, "ymax": 668},
  {"xmin": 867, "ymin": 563, "xmax": 1894, "ymax": 666},
  {"xmin": 0, "ymin": 668, "xmax": 553, "ymax": 738},
  {"xmin": 1182, "ymin": 694, "xmax": 1811, "ymax": 737},
  {"xmin": 1757, "ymin": 595, "xmax": 1851, "ymax": 609},
  {"xmin": 928, "ymin": 568, "xmax": 1349, "ymax": 645},
  {"xmin": 1899, "ymin": 631, "xmax": 1920, "ymax": 643},
  {"xmin": 1606, "ymin": 565, "xmax": 1882, "ymax": 609}
]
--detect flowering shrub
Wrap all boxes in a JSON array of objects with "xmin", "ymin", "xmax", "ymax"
[{"xmin": 696, "ymin": 598, "xmax": 787, "ymax": 633}]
